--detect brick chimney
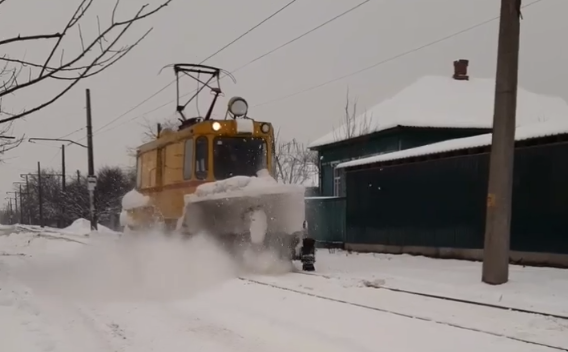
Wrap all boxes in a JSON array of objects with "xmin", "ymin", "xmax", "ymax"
[{"xmin": 453, "ymin": 59, "xmax": 469, "ymax": 81}]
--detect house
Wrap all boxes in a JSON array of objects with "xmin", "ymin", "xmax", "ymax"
[
  {"xmin": 309, "ymin": 59, "xmax": 568, "ymax": 197},
  {"xmin": 305, "ymin": 60, "xmax": 568, "ymax": 254},
  {"xmin": 336, "ymin": 119, "xmax": 568, "ymax": 266}
]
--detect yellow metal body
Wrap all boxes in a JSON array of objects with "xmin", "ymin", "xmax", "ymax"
[{"xmin": 129, "ymin": 119, "xmax": 275, "ymax": 228}]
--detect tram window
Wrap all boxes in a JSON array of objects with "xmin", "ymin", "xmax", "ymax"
[
  {"xmin": 195, "ymin": 136, "xmax": 208, "ymax": 180},
  {"xmin": 183, "ymin": 139, "xmax": 193, "ymax": 180},
  {"xmin": 136, "ymin": 155, "xmax": 142, "ymax": 187}
]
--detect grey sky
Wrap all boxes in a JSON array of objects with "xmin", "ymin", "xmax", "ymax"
[{"xmin": 1, "ymin": 0, "xmax": 566, "ymax": 204}]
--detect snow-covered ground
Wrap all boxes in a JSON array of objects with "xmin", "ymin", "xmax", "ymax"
[{"xmin": 1, "ymin": 223, "xmax": 567, "ymax": 352}]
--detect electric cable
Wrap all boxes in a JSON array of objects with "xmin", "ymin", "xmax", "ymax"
[
  {"xmin": 92, "ymin": 0, "xmax": 372, "ymax": 136},
  {"xmin": 69, "ymin": 0, "xmax": 299, "ymax": 141},
  {"xmin": 251, "ymin": 0, "xmax": 545, "ymax": 109}
]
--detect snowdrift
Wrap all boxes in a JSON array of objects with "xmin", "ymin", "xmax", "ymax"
[{"xmin": 61, "ymin": 218, "xmax": 117, "ymax": 236}]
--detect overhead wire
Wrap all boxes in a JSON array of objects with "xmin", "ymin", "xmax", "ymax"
[
  {"xmin": 68, "ymin": 0, "xmax": 300, "ymax": 141},
  {"xmin": 92, "ymin": 0, "xmax": 372, "ymax": 136},
  {"xmin": 250, "ymin": 0, "xmax": 546, "ymax": 109},
  {"xmin": 63, "ymin": 0, "xmax": 546, "ymax": 141}
]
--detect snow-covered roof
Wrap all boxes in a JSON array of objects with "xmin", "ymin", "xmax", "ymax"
[
  {"xmin": 337, "ymin": 119, "xmax": 568, "ymax": 169},
  {"xmin": 309, "ymin": 76, "xmax": 568, "ymax": 149}
]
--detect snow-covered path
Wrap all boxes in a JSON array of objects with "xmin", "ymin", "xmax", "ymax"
[
  {"xmin": 2, "ymin": 271, "xmax": 559, "ymax": 352},
  {"xmin": 1, "ymin": 225, "xmax": 567, "ymax": 352}
]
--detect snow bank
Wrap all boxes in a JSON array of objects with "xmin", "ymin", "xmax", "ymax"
[
  {"xmin": 311, "ymin": 250, "xmax": 568, "ymax": 317},
  {"xmin": 121, "ymin": 188, "xmax": 150, "ymax": 210},
  {"xmin": 61, "ymin": 218, "xmax": 116, "ymax": 236},
  {"xmin": 187, "ymin": 169, "xmax": 304, "ymax": 203},
  {"xmin": 0, "ymin": 224, "xmax": 14, "ymax": 235}
]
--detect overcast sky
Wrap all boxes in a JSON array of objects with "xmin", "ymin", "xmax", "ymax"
[{"xmin": 0, "ymin": 0, "xmax": 567, "ymax": 205}]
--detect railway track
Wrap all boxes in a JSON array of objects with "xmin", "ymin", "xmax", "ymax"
[
  {"xmin": 293, "ymin": 269, "xmax": 568, "ymax": 320},
  {"xmin": 239, "ymin": 273, "xmax": 568, "ymax": 352}
]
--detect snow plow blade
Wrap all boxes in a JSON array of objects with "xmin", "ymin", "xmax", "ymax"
[{"xmin": 179, "ymin": 171, "xmax": 315, "ymax": 271}]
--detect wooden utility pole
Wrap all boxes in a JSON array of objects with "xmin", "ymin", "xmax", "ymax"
[
  {"xmin": 18, "ymin": 184, "xmax": 24, "ymax": 225},
  {"xmin": 20, "ymin": 174, "xmax": 31, "ymax": 224},
  {"xmin": 37, "ymin": 161, "xmax": 44, "ymax": 227},
  {"xmin": 482, "ymin": 0, "xmax": 522, "ymax": 285},
  {"xmin": 61, "ymin": 144, "xmax": 66, "ymax": 192},
  {"xmin": 86, "ymin": 89, "xmax": 98, "ymax": 231}
]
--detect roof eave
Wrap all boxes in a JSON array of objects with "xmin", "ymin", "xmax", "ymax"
[{"xmin": 309, "ymin": 125, "xmax": 492, "ymax": 151}]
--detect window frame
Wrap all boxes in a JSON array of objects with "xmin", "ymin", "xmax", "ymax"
[
  {"xmin": 183, "ymin": 139, "xmax": 194, "ymax": 180},
  {"xmin": 332, "ymin": 162, "xmax": 344, "ymax": 197},
  {"xmin": 195, "ymin": 136, "xmax": 209, "ymax": 180},
  {"xmin": 212, "ymin": 136, "xmax": 267, "ymax": 180},
  {"xmin": 136, "ymin": 154, "xmax": 142, "ymax": 188}
]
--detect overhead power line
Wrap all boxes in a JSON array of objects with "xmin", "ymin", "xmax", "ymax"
[
  {"xmin": 93, "ymin": 0, "xmax": 372, "ymax": 136},
  {"xmin": 251, "ymin": 0, "xmax": 545, "ymax": 109},
  {"xmin": 63, "ymin": 0, "xmax": 300, "ymax": 141}
]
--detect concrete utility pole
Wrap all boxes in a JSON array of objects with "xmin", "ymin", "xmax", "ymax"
[{"xmin": 482, "ymin": 0, "xmax": 523, "ymax": 285}]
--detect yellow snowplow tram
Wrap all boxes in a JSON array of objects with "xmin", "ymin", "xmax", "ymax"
[
  {"xmin": 124, "ymin": 63, "xmax": 315, "ymax": 271},
  {"xmin": 132, "ymin": 118, "xmax": 275, "ymax": 228}
]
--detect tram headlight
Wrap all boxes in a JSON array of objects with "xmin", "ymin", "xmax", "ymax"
[
  {"xmin": 228, "ymin": 96, "xmax": 248, "ymax": 117},
  {"xmin": 260, "ymin": 123, "xmax": 270, "ymax": 133},
  {"xmin": 212, "ymin": 121, "xmax": 221, "ymax": 131}
]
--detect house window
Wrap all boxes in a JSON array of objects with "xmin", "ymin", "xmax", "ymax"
[
  {"xmin": 333, "ymin": 164, "xmax": 345, "ymax": 197},
  {"xmin": 334, "ymin": 176, "xmax": 341, "ymax": 196}
]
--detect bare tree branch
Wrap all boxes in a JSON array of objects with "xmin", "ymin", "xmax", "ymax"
[
  {"xmin": 0, "ymin": 122, "xmax": 24, "ymax": 162},
  {"xmin": 39, "ymin": 0, "xmax": 94, "ymax": 77},
  {"xmin": 0, "ymin": 0, "xmax": 172, "ymax": 126},
  {"xmin": 0, "ymin": 33, "xmax": 62, "ymax": 47},
  {"xmin": 273, "ymin": 129, "xmax": 318, "ymax": 186},
  {"xmin": 333, "ymin": 87, "xmax": 372, "ymax": 142}
]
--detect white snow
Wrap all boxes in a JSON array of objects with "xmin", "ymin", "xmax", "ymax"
[
  {"xmin": 337, "ymin": 119, "xmax": 568, "ymax": 168},
  {"xmin": 249, "ymin": 209, "xmax": 267, "ymax": 244},
  {"xmin": 309, "ymin": 75, "xmax": 568, "ymax": 148},
  {"xmin": 186, "ymin": 169, "xmax": 304, "ymax": 203},
  {"xmin": 121, "ymin": 188, "xmax": 150, "ymax": 210},
  {"xmin": 303, "ymin": 250, "xmax": 568, "ymax": 316},
  {"xmin": 1, "ymin": 226, "xmax": 567, "ymax": 351},
  {"xmin": 60, "ymin": 218, "xmax": 116, "ymax": 236}
]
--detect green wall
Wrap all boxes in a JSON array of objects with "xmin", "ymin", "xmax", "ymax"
[
  {"xmin": 344, "ymin": 141, "xmax": 568, "ymax": 254},
  {"xmin": 305, "ymin": 197, "xmax": 346, "ymax": 245}
]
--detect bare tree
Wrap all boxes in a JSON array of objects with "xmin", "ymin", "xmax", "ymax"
[
  {"xmin": 0, "ymin": 0, "xmax": 172, "ymax": 126},
  {"xmin": 0, "ymin": 122, "xmax": 23, "ymax": 161},
  {"xmin": 126, "ymin": 115, "xmax": 179, "ymax": 157},
  {"xmin": 333, "ymin": 87, "xmax": 372, "ymax": 142},
  {"xmin": 274, "ymin": 130, "xmax": 319, "ymax": 185},
  {"xmin": 137, "ymin": 115, "xmax": 179, "ymax": 143}
]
